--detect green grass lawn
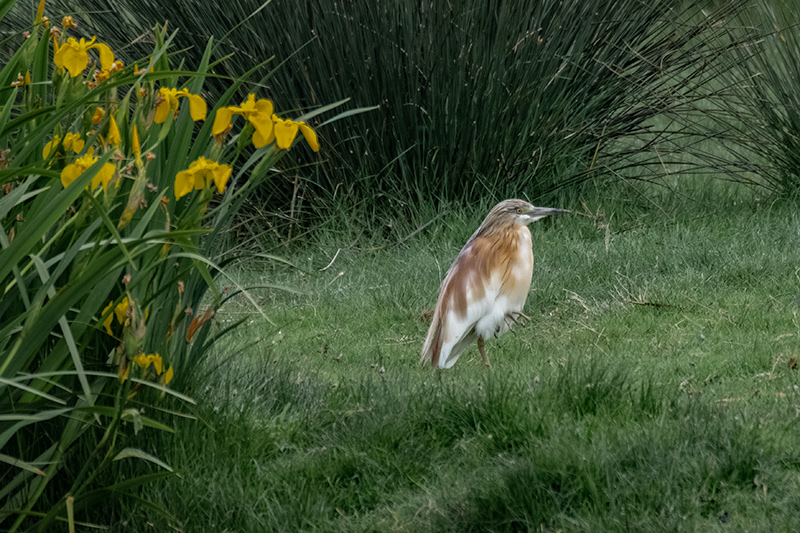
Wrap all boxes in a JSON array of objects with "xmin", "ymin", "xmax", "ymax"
[{"xmin": 127, "ymin": 197, "xmax": 800, "ymax": 532}]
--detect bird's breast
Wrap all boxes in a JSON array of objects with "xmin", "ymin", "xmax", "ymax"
[
  {"xmin": 443, "ymin": 225, "xmax": 533, "ymax": 320},
  {"xmin": 498, "ymin": 226, "xmax": 533, "ymax": 307}
]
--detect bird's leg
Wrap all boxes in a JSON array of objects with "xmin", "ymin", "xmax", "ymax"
[
  {"xmin": 507, "ymin": 311, "xmax": 531, "ymax": 327},
  {"xmin": 477, "ymin": 337, "xmax": 492, "ymax": 368},
  {"xmin": 502, "ymin": 315, "xmax": 519, "ymax": 336}
]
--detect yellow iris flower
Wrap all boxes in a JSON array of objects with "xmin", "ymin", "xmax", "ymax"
[
  {"xmin": 61, "ymin": 153, "xmax": 116, "ymax": 191},
  {"xmin": 174, "ymin": 157, "xmax": 232, "ymax": 200},
  {"xmin": 43, "ymin": 132, "xmax": 84, "ymax": 159},
  {"xmin": 131, "ymin": 353, "xmax": 174, "ymax": 385},
  {"xmin": 102, "ymin": 297, "xmax": 131, "ymax": 335},
  {"xmin": 272, "ymin": 116, "xmax": 319, "ymax": 152},
  {"xmin": 154, "ymin": 87, "xmax": 207, "ymax": 124},
  {"xmin": 54, "ymin": 36, "xmax": 114, "ymax": 78},
  {"xmin": 211, "ymin": 94, "xmax": 275, "ymax": 148},
  {"xmin": 62, "ymin": 16, "xmax": 77, "ymax": 29},
  {"xmin": 133, "ymin": 353, "xmax": 158, "ymax": 371}
]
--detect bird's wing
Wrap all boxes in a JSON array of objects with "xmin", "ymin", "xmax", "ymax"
[
  {"xmin": 420, "ymin": 296, "xmax": 444, "ymax": 365},
  {"xmin": 421, "ymin": 237, "xmax": 498, "ymax": 367},
  {"xmin": 420, "ymin": 263, "xmax": 455, "ymax": 367}
]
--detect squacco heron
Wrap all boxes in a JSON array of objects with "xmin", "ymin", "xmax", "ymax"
[{"xmin": 421, "ymin": 199, "xmax": 568, "ymax": 369}]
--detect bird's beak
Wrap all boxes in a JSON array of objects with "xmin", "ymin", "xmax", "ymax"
[{"xmin": 527, "ymin": 206, "xmax": 570, "ymax": 218}]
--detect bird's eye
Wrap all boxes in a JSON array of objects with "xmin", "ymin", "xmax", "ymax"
[{"xmin": 515, "ymin": 207, "xmax": 523, "ymax": 214}]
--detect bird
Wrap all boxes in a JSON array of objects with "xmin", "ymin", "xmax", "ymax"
[{"xmin": 421, "ymin": 199, "xmax": 568, "ymax": 369}]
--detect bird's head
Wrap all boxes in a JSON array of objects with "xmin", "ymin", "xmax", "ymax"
[{"xmin": 489, "ymin": 199, "xmax": 570, "ymax": 226}]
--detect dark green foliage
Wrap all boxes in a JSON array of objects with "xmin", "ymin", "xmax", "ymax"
[
  {"xmin": 676, "ymin": 0, "xmax": 800, "ymax": 194},
  {"xmin": 34, "ymin": 0, "xmax": 762, "ymax": 228}
]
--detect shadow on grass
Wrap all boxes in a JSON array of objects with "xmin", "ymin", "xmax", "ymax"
[
  {"xmin": 430, "ymin": 406, "xmax": 771, "ymax": 532},
  {"xmin": 113, "ymin": 353, "xmax": 799, "ymax": 532}
]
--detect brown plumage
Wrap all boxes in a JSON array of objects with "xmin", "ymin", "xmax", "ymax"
[{"xmin": 421, "ymin": 199, "xmax": 568, "ymax": 369}]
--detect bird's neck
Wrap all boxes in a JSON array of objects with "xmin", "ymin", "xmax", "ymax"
[{"xmin": 476, "ymin": 222, "xmax": 530, "ymax": 246}]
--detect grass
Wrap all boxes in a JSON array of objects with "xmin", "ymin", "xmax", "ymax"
[
  {"xmin": 104, "ymin": 193, "xmax": 800, "ymax": 531},
  {"xmin": 4, "ymin": 1, "xmax": 800, "ymax": 529}
]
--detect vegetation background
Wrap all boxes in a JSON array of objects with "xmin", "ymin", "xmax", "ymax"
[
  {"xmin": 34, "ymin": 0, "xmax": 800, "ymax": 237},
  {"xmin": 2, "ymin": 0, "xmax": 800, "ymax": 530}
]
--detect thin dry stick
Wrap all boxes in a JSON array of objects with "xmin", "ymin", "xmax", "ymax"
[{"xmin": 320, "ymin": 248, "xmax": 342, "ymax": 271}]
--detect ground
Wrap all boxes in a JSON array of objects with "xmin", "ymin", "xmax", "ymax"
[{"xmin": 133, "ymin": 197, "xmax": 800, "ymax": 532}]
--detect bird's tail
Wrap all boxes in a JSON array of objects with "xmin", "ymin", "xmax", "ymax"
[{"xmin": 420, "ymin": 305, "xmax": 443, "ymax": 367}]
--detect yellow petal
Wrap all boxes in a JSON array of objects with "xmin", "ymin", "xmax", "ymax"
[
  {"xmin": 163, "ymin": 366, "xmax": 174, "ymax": 385},
  {"xmin": 91, "ymin": 172, "xmax": 101, "ymax": 191},
  {"xmin": 154, "ymin": 99, "xmax": 171, "ymax": 124},
  {"xmin": 53, "ymin": 42, "xmax": 66, "ymax": 70},
  {"xmin": 91, "ymin": 163, "xmax": 116, "ymax": 191},
  {"xmin": 75, "ymin": 152, "xmax": 97, "ymax": 166},
  {"xmin": 248, "ymin": 101, "xmax": 274, "ymax": 143},
  {"xmin": 43, "ymin": 136, "xmax": 60, "ymax": 159},
  {"xmin": 60, "ymin": 163, "xmax": 82, "ymax": 188},
  {"xmin": 103, "ymin": 163, "xmax": 116, "ymax": 190},
  {"xmin": 64, "ymin": 133, "xmax": 83, "ymax": 153},
  {"xmin": 108, "ymin": 116, "xmax": 121, "ymax": 146},
  {"xmin": 193, "ymin": 169, "xmax": 208, "ymax": 191},
  {"xmin": 115, "ymin": 297, "xmax": 129, "ymax": 324},
  {"xmin": 61, "ymin": 153, "xmax": 96, "ymax": 188},
  {"xmin": 61, "ymin": 45, "xmax": 89, "ymax": 78},
  {"xmin": 120, "ymin": 363, "xmax": 130, "ymax": 383},
  {"xmin": 299, "ymin": 123, "xmax": 320, "ymax": 152},
  {"xmin": 133, "ymin": 353, "xmax": 148, "ymax": 368},
  {"xmin": 212, "ymin": 107, "xmax": 235, "ymax": 135},
  {"xmin": 186, "ymin": 93, "xmax": 207, "ymax": 121},
  {"xmin": 273, "ymin": 117, "xmax": 299, "ymax": 150},
  {"xmin": 151, "ymin": 354, "xmax": 163, "ymax": 374},
  {"xmin": 251, "ymin": 119, "xmax": 274, "ymax": 148},
  {"xmin": 211, "ymin": 163, "xmax": 233, "ymax": 194},
  {"xmin": 252, "ymin": 128, "xmax": 275, "ymax": 149},
  {"xmin": 174, "ymin": 169, "xmax": 194, "ymax": 199},
  {"xmin": 239, "ymin": 94, "xmax": 257, "ymax": 114},
  {"xmin": 102, "ymin": 301, "xmax": 115, "ymax": 335},
  {"xmin": 254, "ymin": 99, "xmax": 274, "ymax": 117},
  {"xmin": 91, "ymin": 42, "xmax": 115, "ymax": 71}
]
